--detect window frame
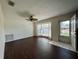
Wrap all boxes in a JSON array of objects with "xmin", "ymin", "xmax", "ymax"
[{"xmin": 59, "ymin": 20, "xmax": 71, "ymax": 37}]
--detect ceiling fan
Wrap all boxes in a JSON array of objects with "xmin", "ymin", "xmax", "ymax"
[
  {"xmin": 17, "ymin": 11, "xmax": 38, "ymax": 22},
  {"xmin": 26, "ymin": 15, "xmax": 38, "ymax": 21}
]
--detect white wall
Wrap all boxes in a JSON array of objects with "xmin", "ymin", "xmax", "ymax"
[
  {"xmin": 0, "ymin": 3, "xmax": 5, "ymax": 59},
  {"xmin": 4, "ymin": 13, "xmax": 33, "ymax": 42},
  {"xmin": 4, "ymin": 11, "xmax": 33, "ymax": 42},
  {"xmin": 1, "ymin": 0, "xmax": 33, "ymax": 42},
  {"xmin": 5, "ymin": 19, "xmax": 33, "ymax": 42}
]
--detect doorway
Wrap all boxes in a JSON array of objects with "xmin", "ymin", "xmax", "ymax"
[
  {"xmin": 37, "ymin": 22, "xmax": 51, "ymax": 38},
  {"xmin": 71, "ymin": 14, "xmax": 78, "ymax": 51}
]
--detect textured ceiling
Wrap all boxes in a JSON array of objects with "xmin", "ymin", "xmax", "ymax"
[{"xmin": 1, "ymin": 0, "xmax": 78, "ymax": 20}]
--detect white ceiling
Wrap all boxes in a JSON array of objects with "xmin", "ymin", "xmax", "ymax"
[{"xmin": 2, "ymin": 0, "xmax": 78, "ymax": 20}]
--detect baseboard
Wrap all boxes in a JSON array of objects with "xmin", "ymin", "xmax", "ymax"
[
  {"xmin": 5, "ymin": 36, "xmax": 34, "ymax": 44},
  {"xmin": 33, "ymin": 35, "xmax": 52, "ymax": 40}
]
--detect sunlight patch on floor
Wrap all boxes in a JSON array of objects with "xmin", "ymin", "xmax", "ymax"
[{"xmin": 48, "ymin": 41, "xmax": 76, "ymax": 52}]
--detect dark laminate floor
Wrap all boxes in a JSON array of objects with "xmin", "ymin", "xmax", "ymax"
[{"xmin": 4, "ymin": 36, "xmax": 78, "ymax": 59}]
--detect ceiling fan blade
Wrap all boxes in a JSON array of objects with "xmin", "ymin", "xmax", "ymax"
[
  {"xmin": 25, "ymin": 18, "xmax": 38, "ymax": 22},
  {"xmin": 32, "ymin": 18, "xmax": 38, "ymax": 21},
  {"xmin": 25, "ymin": 19, "xmax": 30, "ymax": 20}
]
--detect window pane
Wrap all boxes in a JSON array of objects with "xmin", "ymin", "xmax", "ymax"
[
  {"xmin": 37, "ymin": 24, "xmax": 41, "ymax": 35},
  {"xmin": 60, "ymin": 20, "xmax": 70, "ymax": 36},
  {"xmin": 37, "ymin": 23, "xmax": 51, "ymax": 37}
]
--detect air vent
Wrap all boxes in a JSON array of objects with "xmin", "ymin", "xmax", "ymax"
[{"xmin": 8, "ymin": 0, "xmax": 15, "ymax": 7}]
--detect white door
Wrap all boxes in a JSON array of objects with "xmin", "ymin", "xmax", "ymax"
[{"xmin": 71, "ymin": 15, "xmax": 76, "ymax": 51}]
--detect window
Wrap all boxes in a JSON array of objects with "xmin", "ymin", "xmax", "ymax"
[
  {"xmin": 60, "ymin": 20, "xmax": 70, "ymax": 36},
  {"xmin": 37, "ymin": 23, "xmax": 51, "ymax": 37}
]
